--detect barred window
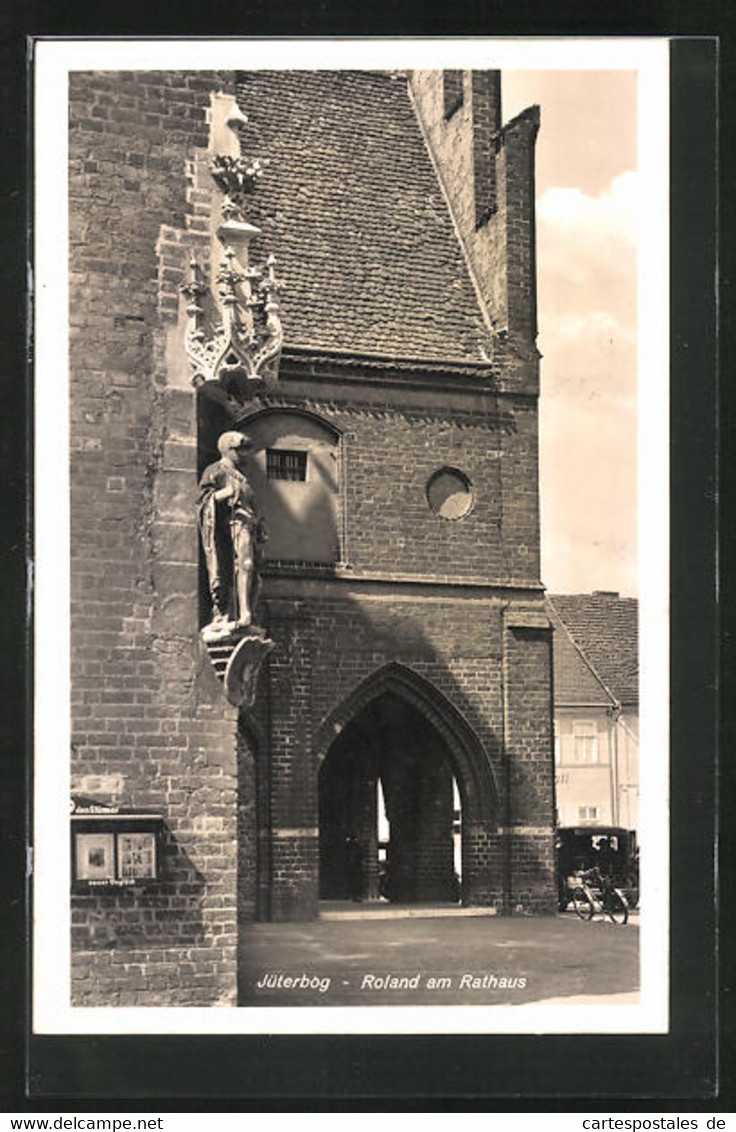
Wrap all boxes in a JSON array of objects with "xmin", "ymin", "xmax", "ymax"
[
  {"xmin": 443, "ymin": 70, "xmax": 464, "ymax": 119},
  {"xmin": 266, "ymin": 448, "xmax": 308, "ymax": 482}
]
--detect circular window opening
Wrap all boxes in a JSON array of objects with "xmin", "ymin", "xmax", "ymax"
[{"xmin": 426, "ymin": 467, "xmax": 474, "ymax": 520}]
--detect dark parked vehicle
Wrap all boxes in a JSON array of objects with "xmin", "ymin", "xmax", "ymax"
[{"xmin": 555, "ymin": 826, "xmax": 639, "ymax": 912}]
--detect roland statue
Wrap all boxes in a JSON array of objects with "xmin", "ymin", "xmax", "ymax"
[{"xmin": 197, "ymin": 430, "xmax": 267, "ymax": 638}]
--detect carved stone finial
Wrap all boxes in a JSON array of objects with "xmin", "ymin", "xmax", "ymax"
[
  {"xmin": 181, "ymin": 249, "xmax": 283, "ymax": 397},
  {"xmin": 253, "ymin": 254, "xmax": 284, "ymax": 383},
  {"xmin": 209, "ymin": 154, "xmax": 268, "ymax": 223},
  {"xmin": 180, "ymin": 256, "xmax": 208, "ymax": 386},
  {"xmin": 216, "ymin": 247, "xmax": 246, "ymax": 310},
  {"xmin": 220, "ymin": 195, "xmax": 244, "ymax": 224},
  {"xmin": 181, "ymin": 137, "xmax": 280, "ymax": 399}
]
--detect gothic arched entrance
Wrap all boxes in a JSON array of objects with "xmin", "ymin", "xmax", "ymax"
[
  {"xmin": 318, "ymin": 692, "xmax": 459, "ymax": 903},
  {"xmin": 316, "ymin": 664, "xmax": 499, "ymax": 907}
]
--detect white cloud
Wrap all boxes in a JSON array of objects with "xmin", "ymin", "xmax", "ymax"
[
  {"xmin": 538, "ymin": 171, "xmax": 638, "ymax": 244},
  {"xmin": 537, "ymin": 172, "xmax": 638, "ymax": 595},
  {"xmin": 537, "ymin": 172, "xmax": 638, "ymax": 321},
  {"xmin": 556, "ymin": 309, "xmax": 631, "ymax": 344}
]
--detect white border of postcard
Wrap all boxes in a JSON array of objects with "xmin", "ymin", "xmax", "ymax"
[{"xmin": 33, "ymin": 36, "xmax": 670, "ymax": 1035}]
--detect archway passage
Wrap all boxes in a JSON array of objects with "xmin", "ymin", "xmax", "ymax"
[{"xmin": 318, "ymin": 691, "xmax": 461, "ymax": 904}]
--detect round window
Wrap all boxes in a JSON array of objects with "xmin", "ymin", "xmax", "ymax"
[{"xmin": 426, "ymin": 467, "xmax": 474, "ymax": 520}]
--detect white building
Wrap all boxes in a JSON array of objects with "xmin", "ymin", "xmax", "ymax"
[{"xmin": 548, "ymin": 593, "xmax": 639, "ymax": 832}]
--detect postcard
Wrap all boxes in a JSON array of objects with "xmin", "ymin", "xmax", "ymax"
[{"xmin": 32, "ymin": 36, "xmax": 670, "ymax": 1038}]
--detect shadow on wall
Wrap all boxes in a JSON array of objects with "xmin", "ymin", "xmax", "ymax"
[{"xmin": 246, "ymin": 446, "xmax": 340, "ymax": 564}]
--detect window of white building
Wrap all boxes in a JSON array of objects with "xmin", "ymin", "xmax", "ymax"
[{"xmin": 572, "ymin": 719, "xmax": 599, "ymax": 763}]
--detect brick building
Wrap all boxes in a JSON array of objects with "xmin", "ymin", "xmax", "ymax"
[{"xmin": 69, "ymin": 67, "xmax": 555, "ymax": 1007}]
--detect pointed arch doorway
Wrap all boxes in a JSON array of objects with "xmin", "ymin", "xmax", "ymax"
[
  {"xmin": 317, "ymin": 666, "xmax": 497, "ymax": 906},
  {"xmin": 318, "ymin": 692, "xmax": 460, "ymax": 903}
]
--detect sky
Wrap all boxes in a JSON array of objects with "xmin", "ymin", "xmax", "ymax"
[{"xmin": 503, "ymin": 72, "xmax": 638, "ymax": 598}]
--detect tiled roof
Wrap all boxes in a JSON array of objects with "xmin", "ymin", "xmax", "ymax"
[
  {"xmin": 236, "ymin": 70, "xmax": 494, "ymax": 365},
  {"xmin": 548, "ymin": 610, "xmax": 612, "ymax": 707},
  {"xmin": 547, "ymin": 593, "xmax": 639, "ymax": 707}
]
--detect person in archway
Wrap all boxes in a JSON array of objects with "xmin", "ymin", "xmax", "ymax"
[
  {"xmin": 198, "ymin": 431, "xmax": 266, "ymax": 630},
  {"xmin": 345, "ymin": 833, "xmax": 364, "ymax": 903}
]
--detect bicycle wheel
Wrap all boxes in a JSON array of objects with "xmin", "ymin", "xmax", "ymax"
[
  {"xmin": 572, "ymin": 887, "xmax": 594, "ymax": 921},
  {"xmin": 607, "ymin": 890, "xmax": 629, "ymax": 925}
]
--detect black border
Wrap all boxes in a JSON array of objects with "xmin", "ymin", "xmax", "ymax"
[
  {"xmin": 1, "ymin": 26, "xmax": 722, "ymax": 1109},
  {"xmin": 0, "ymin": 1, "xmax": 32, "ymax": 1115}
]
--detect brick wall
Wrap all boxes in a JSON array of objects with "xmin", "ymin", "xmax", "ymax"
[
  {"xmin": 502, "ymin": 620, "xmax": 557, "ymax": 912},
  {"xmin": 340, "ymin": 409, "xmax": 505, "ymax": 579},
  {"xmin": 68, "ymin": 67, "xmax": 555, "ymax": 1012},
  {"xmin": 236, "ymin": 720, "xmax": 259, "ymax": 921},
  {"xmin": 410, "ymin": 69, "xmax": 540, "ymax": 376},
  {"xmin": 500, "ymin": 397, "xmax": 542, "ymax": 581},
  {"xmin": 470, "ymin": 71, "xmax": 502, "ymax": 225},
  {"xmin": 69, "ymin": 70, "xmax": 243, "ymax": 1005},
  {"xmin": 264, "ymin": 601, "xmax": 319, "ymax": 921},
  {"xmin": 306, "ymin": 594, "xmax": 504, "ymax": 750},
  {"xmin": 252, "ymin": 588, "xmax": 554, "ymax": 914},
  {"xmin": 241, "ymin": 395, "xmax": 541, "ymax": 587}
]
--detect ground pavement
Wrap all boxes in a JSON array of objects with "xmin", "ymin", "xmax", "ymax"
[{"xmin": 238, "ymin": 906, "xmax": 639, "ymax": 1007}]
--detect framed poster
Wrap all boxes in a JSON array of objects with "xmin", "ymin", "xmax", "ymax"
[
  {"xmin": 73, "ymin": 833, "xmax": 115, "ymax": 882},
  {"xmin": 118, "ymin": 833, "xmax": 156, "ymax": 880}
]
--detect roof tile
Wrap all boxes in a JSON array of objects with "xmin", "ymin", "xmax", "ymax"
[
  {"xmin": 235, "ymin": 70, "xmax": 494, "ymax": 365},
  {"xmin": 548, "ymin": 593, "xmax": 639, "ymax": 706}
]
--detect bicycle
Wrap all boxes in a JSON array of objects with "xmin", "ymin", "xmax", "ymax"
[{"xmin": 571, "ymin": 867, "xmax": 629, "ymax": 925}]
